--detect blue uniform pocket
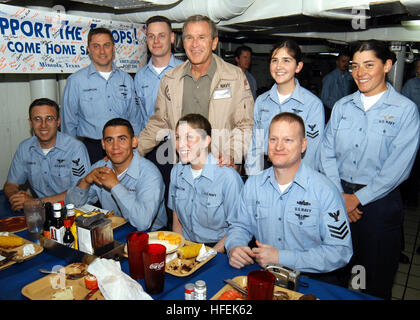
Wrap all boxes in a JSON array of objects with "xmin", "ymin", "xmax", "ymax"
[
  {"xmin": 80, "ymin": 89, "xmax": 100, "ymax": 118},
  {"xmin": 337, "ymin": 117, "xmax": 353, "ymax": 130},
  {"xmin": 257, "ymin": 108, "xmax": 273, "ymax": 126},
  {"xmin": 286, "ymin": 209, "xmax": 319, "ymax": 248},
  {"xmin": 254, "ymin": 202, "xmax": 275, "ymax": 244},
  {"xmin": 370, "ymin": 121, "xmax": 398, "ymax": 137},
  {"xmin": 51, "ymin": 165, "xmax": 72, "ymax": 192},
  {"xmin": 198, "ymin": 193, "xmax": 224, "ymax": 229}
]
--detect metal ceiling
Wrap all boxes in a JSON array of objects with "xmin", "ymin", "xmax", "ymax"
[{"xmin": 2, "ymin": 0, "xmax": 420, "ymax": 50}]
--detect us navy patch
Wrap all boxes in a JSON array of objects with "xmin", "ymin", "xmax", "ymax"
[
  {"xmin": 297, "ymin": 200, "xmax": 311, "ymax": 206},
  {"xmin": 295, "ymin": 213, "xmax": 309, "ymax": 221}
]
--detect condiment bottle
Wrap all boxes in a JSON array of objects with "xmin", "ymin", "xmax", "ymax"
[
  {"xmin": 42, "ymin": 202, "xmax": 53, "ymax": 239},
  {"xmin": 50, "ymin": 202, "xmax": 64, "ymax": 243},
  {"xmin": 194, "ymin": 280, "xmax": 206, "ymax": 300},
  {"xmin": 185, "ymin": 283, "xmax": 195, "ymax": 300},
  {"xmin": 59, "ymin": 201, "xmax": 66, "ymax": 218},
  {"xmin": 66, "ymin": 204, "xmax": 76, "ymax": 225},
  {"xmin": 63, "ymin": 219, "xmax": 75, "ymax": 248}
]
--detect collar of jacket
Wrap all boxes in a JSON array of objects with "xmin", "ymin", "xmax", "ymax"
[
  {"xmin": 349, "ymin": 82, "xmax": 399, "ymax": 111},
  {"xmin": 165, "ymin": 54, "xmax": 239, "ymax": 82},
  {"xmin": 29, "ymin": 131, "xmax": 66, "ymax": 154},
  {"xmin": 259, "ymin": 162, "xmax": 308, "ymax": 193},
  {"xmin": 264, "ymin": 79, "xmax": 305, "ymax": 105}
]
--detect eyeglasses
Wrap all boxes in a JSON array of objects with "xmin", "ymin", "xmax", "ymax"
[{"xmin": 31, "ymin": 116, "xmax": 57, "ymax": 124}]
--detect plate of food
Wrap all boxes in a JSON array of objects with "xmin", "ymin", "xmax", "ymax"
[
  {"xmin": 210, "ymin": 276, "xmax": 317, "ymax": 300},
  {"xmin": 21, "ymin": 263, "xmax": 104, "ymax": 300},
  {"xmin": 123, "ymin": 231, "xmax": 185, "ymax": 258},
  {"xmin": 0, "ymin": 233, "xmax": 43, "ymax": 271},
  {"xmin": 148, "ymin": 231, "xmax": 185, "ymax": 254},
  {"xmin": 165, "ymin": 241, "xmax": 217, "ymax": 277}
]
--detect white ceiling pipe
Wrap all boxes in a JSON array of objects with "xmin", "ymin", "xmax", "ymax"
[
  {"xmin": 110, "ymin": 0, "xmax": 256, "ymax": 23},
  {"xmin": 302, "ymin": 0, "xmax": 371, "ymax": 20}
]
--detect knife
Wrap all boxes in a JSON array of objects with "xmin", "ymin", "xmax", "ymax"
[
  {"xmin": 83, "ymin": 288, "xmax": 99, "ymax": 300},
  {"xmin": 223, "ymin": 279, "xmax": 248, "ymax": 296}
]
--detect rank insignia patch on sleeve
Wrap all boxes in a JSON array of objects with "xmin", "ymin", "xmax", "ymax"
[
  {"xmin": 327, "ymin": 210, "xmax": 349, "ymax": 239},
  {"xmin": 71, "ymin": 158, "xmax": 85, "ymax": 177},
  {"xmin": 306, "ymin": 124, "xmax": 319, "ymax": 139}
]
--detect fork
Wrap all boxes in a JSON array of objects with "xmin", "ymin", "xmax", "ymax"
[{"xmin": 39, "ymin": 268, "xmax": 86, "ymax": 280}]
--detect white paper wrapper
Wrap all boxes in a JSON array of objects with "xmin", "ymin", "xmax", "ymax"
[
  {"xmin": 87, "ymin": 258, "xmax": 153, "ymax": 300},
  {"xmin": 0, "ymin": 232, "xmax": 9, "ymax": 236},
  {"xmin": 196, "ymin": 244, "xmax": 217, "ymax": 262},
  {"xmin": 166, "ymin": 252, "xmax": 177, "ymax": 263},
  {"xmin": 22, "ymin": 244, "xmax": 35, "ymax": 257}
]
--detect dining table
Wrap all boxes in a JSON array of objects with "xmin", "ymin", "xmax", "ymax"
[{"xmin": 0, "ymin": 191, "xmax": 379, "ymax": 301}]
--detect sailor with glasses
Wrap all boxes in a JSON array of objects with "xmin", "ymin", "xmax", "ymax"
[{"xmin": 3, "ymin": 98, "xmax": 90, "ymax": 211}]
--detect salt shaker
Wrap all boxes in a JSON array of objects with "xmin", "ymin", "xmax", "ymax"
[
  {"xmin": 194, "ymin": 280, "xmax": 206, "ymax": 300},
  {"xmin": 185, "ymin": 283, "xmax": 195, "ymax": 300}
]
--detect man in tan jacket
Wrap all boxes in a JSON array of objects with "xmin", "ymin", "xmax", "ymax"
[{"xmin": 137, "ymin": 15, "xmax": 254, "ymax": 166}]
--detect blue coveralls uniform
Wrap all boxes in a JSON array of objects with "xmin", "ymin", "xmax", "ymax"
[
  {"xmin": 167, "ymin": 153, "xmax": 244, "ymax": 245},
  {"xmin": 134, "ymin": 54, "xmax": 183, "ymax": 132},
  {"xmin": 245, "ymin": 80, "xmax": 324, "ymax": 175},
  {"xmin": 65, "ymin": 151, "xmax": 167, "ymax": 232},
  {"xmin": 402, "ymin": 77, "xmax": 420, "ymax": 111},
  {"xmin": 61, "ymin": 63, "xmax": 139, "ymax": 164},
  {"xmin": 245, "ymin": 70, "xmax": 257, "ymax": 100},
  {"xmin": 7, "ymin": 132, "xmax": 90, "ymax": 199},
  {"xmin": 225, "ymin": 164, "xmax": 352, "ymax": 274},
  {"xmin": 321, "ymin": 68, "xmax": 354, "ymax": 110},
  {"xmin": 401, "ymin": 77, "xmax": 420, "ymax": 207},
  {"xmin": 320, "ymin": 83, "xmax": 420, "ymax": 299}
]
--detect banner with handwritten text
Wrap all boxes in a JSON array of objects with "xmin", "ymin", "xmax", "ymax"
[{"xmin": 0, "ymin": 4, "xmax": 147, "ymax": 73}]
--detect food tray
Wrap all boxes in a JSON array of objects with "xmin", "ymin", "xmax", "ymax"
[
  {"xmin": 0, "ymin": 234, "xmax": 43, "ymax": 271},
  {"xmin": 210, "ymin": 276, "xmax": 305, "ymax": 300},
  {"xmin": 0, "ymin": 216, "xmax": 27, "ymax": 232},
  {"xmin": 165, "ymin": 240, "xmax": 216, "ymax": 277},
  {"xmin": 109, "ymin": 216, "xmax": 127, "ymax": 229},
  {"xmin": 21, "ymin": 263, "xmax": 104, "ymax": 300},
  {"xmin": 76, "ymin": 204, "xmax": 127, "ymax": 230}
]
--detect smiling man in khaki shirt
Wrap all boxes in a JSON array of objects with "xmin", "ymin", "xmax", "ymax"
[{"xmin": 137, "ymin": 15, "xmax": 254, "ymax": 166}]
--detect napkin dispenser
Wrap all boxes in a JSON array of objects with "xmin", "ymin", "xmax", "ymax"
[
  {"xmin": 264, "ymin": 263, "xmax": 300, "ymax": 291},
  {"xmin": 75, "ymin": 214, "xmax": 113, "ymax": 255}
]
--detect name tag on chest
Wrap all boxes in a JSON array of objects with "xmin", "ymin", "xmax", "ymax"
[{"xmin": 213, "ymin": 88, "xmax": 232, "ymax": 99}]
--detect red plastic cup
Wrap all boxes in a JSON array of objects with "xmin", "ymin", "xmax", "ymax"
[
  {"xmin": 142, "ymin": 243, "xmax": 166, "ymax": 294},
  {"xmin": 126, "ymin": 232, "xmax": 149, "ymax": 279},
  {"xmin": 247, "ymin": 270, "xmax": 276, "ymax": 300}
]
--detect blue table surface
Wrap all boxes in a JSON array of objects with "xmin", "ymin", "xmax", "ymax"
[{"xmin": 0, "ymin": 191, "xmax": 379, "ymax": 300}]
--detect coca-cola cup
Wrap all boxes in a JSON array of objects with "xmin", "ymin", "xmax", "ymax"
[
  {"xmin": 126, "ymin": 232, "xmax": 149, "ymax": 279},
  {"xmin": 247, "ymin": 270, "xmax": 276, "ymax": 300},
  {"xmin": 142, "ymin": 243, "xmax": 166, "ymax": 294}
]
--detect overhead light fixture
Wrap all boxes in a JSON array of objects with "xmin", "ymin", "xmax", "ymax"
[
  {"xmin": 401, "ymin": 19, "xmax": 420, "ymax": 30},
  {"xmin": 318, "ymin": 52, "xmax": 339, "ymax": 56}
]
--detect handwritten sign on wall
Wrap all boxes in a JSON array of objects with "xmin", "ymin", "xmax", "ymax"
[{"xmin": 0, "ymin": 3, "xmax": 147, "ymax": 73}]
